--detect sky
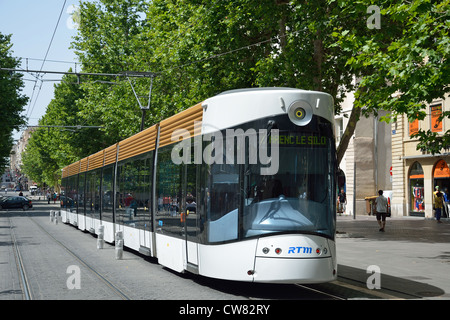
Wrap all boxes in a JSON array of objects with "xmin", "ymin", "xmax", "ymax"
[{"xmin": 0, "ymin": 0, "xmax": 83, "ymax": 141}]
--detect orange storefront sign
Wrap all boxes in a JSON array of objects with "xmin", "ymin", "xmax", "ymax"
[
  {"xmin": 434, "ymin": 160, "xmax": 450, "ymax": 178},
  {"xmin": 409, "ymin": 119, "xmax": 419, "ymax": 136},
  {"xmin": 431, "ymin": 104, "xmax": 443, "ymax": 133}
]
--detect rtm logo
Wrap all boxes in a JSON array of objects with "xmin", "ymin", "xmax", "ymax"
[{"xmin": 288, "ymin": 246, "xmax": 312, "ymax": 254}]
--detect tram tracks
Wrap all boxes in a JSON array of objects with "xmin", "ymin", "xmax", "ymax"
[
  {"xmin": 30, "ymin": 216, "xmax": 132, "ymax": 300},
  {"xmin": 5, "ymin": 209, "xmax": 428, "ymax": 301},
  {"xmin": 7, "ymin": 213, "xmax": 131, "ymax": 300},
  {"xmin": 294, "ymin": 283, "xmax": 346, "ymax": 300},
  {"xmin": 9, "ymin": 217, "xmax": 33, "ymax": 300},
  {"xmin": 6, "ymin": 212, "xmax": 357, "ymax": 301}
]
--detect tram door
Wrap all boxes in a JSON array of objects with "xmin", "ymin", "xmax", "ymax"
[{"xmin": 182, "ymin": 162, "xmax": 200, "ymax": 272}]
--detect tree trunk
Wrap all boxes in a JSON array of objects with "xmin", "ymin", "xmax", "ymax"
[
  {"xmin": 337, "ymin": 103, "xmax": 361, "ymax": 166},
  {"xmin": 313, "ymin": 35, "xmax": 323, "ymax": 91},
  {"xmin": 276, "ymin": 0, "xmax": 289, "ymax": 49}
]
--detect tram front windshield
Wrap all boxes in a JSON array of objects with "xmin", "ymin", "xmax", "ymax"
[
  {"xmin": 243, "ymin": 147, "xmax": 334, "ymax": 237},
  {"xmin": 243, "ymin": 130, "xmax": 336, "ymax": 240},
  {"xmin": 207, "ymin": 116, "xmax": 337, "ymax": 242}
]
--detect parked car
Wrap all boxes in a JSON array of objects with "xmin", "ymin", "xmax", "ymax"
[{"xmin": 0, "ymin": 196, "xmax": 33, "ymax": 210}]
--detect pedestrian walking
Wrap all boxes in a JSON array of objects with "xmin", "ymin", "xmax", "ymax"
[
  {"xmin": 338, "ymin": 188, "xmax": 346, "ymax": 215},
  {"xmin": 375, "ymin": 190, "xmax": 388, "ymax": 232},
  {"xmin": 433, "ymin": 186, "xmax": 444, "ymax": 223},
  {"xmin": 443, "ymin": 188, "xmax": 449, "ymax": 218}
]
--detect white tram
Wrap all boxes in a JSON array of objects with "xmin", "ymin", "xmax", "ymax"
[{"xmin": 60, "ymin": 88, "xmax": 337, "ymax": 283}]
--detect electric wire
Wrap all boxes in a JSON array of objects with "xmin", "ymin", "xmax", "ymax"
[
  {"xmin": 15, "ymin": 9, "xmax": 296, "ymax": 136},
  {"xmin": 16, "ymin": 28, "xmax": 295, "ymax": 79},
  {"xmin": 26, "ymin": 0, "xmax": 67, "ymax": 119}
]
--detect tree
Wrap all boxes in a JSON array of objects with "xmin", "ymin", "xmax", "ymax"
[
  {"xmin": 46, "ymin": 0, "xmax": 449, "ymax": 172},
  {"xmin": 0, "ymin": 33, "xmax": 28, "ymax": 170},
  {"xmin": 254, "ymin": 0, "xmax": 449, "ymax": 162},
  {"xmin": 336, "ymin": 0, "xmax": 449, "ymax": 158},
  {"xmin": 21, "ymin": 72, "xmax": 100, "ymax": 187},
  {"xmin": 71, "ymin": 0, "xmax": 151, "ymax": 141}
]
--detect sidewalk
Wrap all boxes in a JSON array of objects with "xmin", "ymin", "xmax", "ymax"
[{"xmin": 335, "ymin": 214, "xmax": 450, "ymax": 299}]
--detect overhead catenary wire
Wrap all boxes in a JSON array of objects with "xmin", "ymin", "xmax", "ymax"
[
  {"xmin": 26, "ymin": 0, "xmax": 67, "ymax": 119},
  {"xmin": 6, "ymin": 24, "xmax": 296, "ymax": 132},
  {"xmin": 157, "ymin": 33, "xmax": 286, "ymax": 75},
  {"xmin": 13, "ymin": 28, "xmax": 295, "ymax": 80}
]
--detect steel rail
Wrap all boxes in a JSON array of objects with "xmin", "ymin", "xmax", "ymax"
[
  {"xmin": 27, "ymin": 214, "xmax": 131, "ymax": 300},
  {"xmin": 9, "ymin": 217, "xmax": 33, "ymax": 300}
]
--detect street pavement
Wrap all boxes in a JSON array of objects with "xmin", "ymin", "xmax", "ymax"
[
  {"xmin": 335, "ymin": 214, "xmax": 450, "ymax": 299},
  {"xmin": 2, "ymin": 192, "xmax": 450, "ymax": 300}
]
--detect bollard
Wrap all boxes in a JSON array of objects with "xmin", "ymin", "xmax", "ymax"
[
  {"xmin": 54, "ymin": 211, "xmax": 58, "ymax": 225},
  {"xmin": 97, "ymin": 225, "xmax": 104, "ymax": 249},
  {"xmin": 50, "ymin": 210, "xmax": 54, "ymax": 222},
  {"xmin": 115, "ymin": 231, "xmax": 123, "ymax": 260}
]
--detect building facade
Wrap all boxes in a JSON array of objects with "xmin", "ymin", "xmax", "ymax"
[
  {"xmin": 8, "ymin": 128, "xmax": 36, "ymax": 191},
  {"xmin": 336, "ymin": 91, "xmax": 393, "ymax": 217},
  {"xmin": 337, "ymin": 92, "xmax": 449, "ymax": 218},
  {"xmin": 391, "ymin": 95, "xmax": 449, "ymax": 218}
]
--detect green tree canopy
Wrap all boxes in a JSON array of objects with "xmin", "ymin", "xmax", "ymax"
[
  {"xmin": 345, "ymin": 0, "xmax": 450, "ymax": 155},
  {"xmin": 20, "ymin": 0, "xmax": 450, "ymax": 185},
  {"xmin": 0, "ymin": 32, "xmax": 28, "ymax": 170},
  {"xmin": 21, "ymin": 71, "xmax": 103, "ymax": 186}
]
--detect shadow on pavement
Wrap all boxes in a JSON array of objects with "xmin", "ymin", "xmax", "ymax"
[{"xmin": 335, "ymin": 264, "xmax": 446, "ymax": 299}]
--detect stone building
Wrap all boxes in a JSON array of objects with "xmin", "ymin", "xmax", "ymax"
[
  {"xmin": 391, "ymin": 96, "xmax": 449, "ymax": 218},
  {"xmin": 336, "ymin": 92, "xmax": 449, "ymax": 218}
]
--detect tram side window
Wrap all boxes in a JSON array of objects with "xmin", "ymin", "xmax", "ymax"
[
  {"xmin": 115, "ymin": 153, "xmax": 152, "ymax": 229},
  {"xmin": 86, "ymin": 169, "xmax": 101, "ymax": 220},
  {"xmin": 102, "ymin": 165, "xmax": 114, "ymax": 223},
  {"xmin": 66, "ymin": 175, "xmax": 78, "ymax": 210},
  {"xmin": 206, "ymin": 163, "xmax": 240, "ymax": 243},
  {"xmin": 156, "ymin": 145, "xmax": 183, "ymax": 237},
  {"xmin": 60, "ymin": 178, "xmax": 67, "ymax": 209},
  {"xmin": 78, "ymin": 172, "xmax": 86, "ymax": 214}
]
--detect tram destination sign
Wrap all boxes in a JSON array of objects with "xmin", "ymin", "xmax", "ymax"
[{"xmin": 269, "ymin": 133, "xmax": 327, "ymax": 147}]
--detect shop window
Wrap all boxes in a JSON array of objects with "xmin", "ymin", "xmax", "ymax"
[
  {"xmin": 433, "ymin": 160, "xmax": 450, "ymax": 218},
  {"xmin": 433, "ymin": 159, "xmax": 450, "ymax": 179},
  {"xmin": 409, "ymin": 162, "xmax": 424, "ymax": 215}
]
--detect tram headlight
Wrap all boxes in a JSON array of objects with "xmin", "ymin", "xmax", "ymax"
[{"xmin": 288, "ymin": 100, "xmax": 313, "ymax": 126}]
